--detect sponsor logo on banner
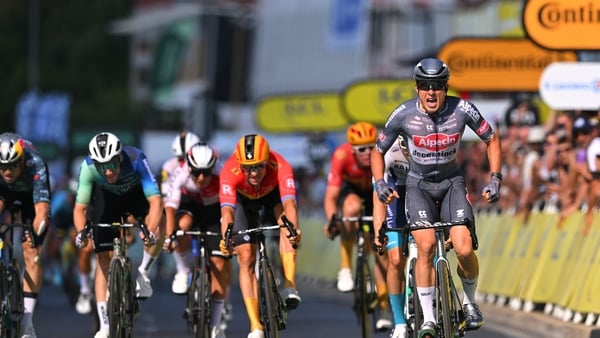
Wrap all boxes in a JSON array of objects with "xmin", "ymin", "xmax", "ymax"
[
  {"xmin": 523, "ymin": 0, "xmax": 600, "ymax": 50},
  {"xmin": 539, "ymin": 62, "xmax": 600, "ymax": 110}
]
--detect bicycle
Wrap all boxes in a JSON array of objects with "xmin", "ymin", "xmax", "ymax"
[
  {"xmin": 394, "ymin": 220, "xmax": 468, "ymax": 338},
  {"xmin": 0, "ymin": 206, "xmax": 36, "ymax": 337},
  {"xmin": 330, "ymin": 214, "xmax": 377, "ymax": 338},
  {"xmin": 79, "ymin": 215, "xmax": 154, "ymax": 338},
  {"xmin": 225, "ymin": 215, "xmax": 298, "ymax": 338},
  {"xmin": 168, "ymin": 228, "xmax": 222, "ymax": 338}
]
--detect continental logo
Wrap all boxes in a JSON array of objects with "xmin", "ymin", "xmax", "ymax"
[
  {"xmin": 255, "ymin": 93, "xmax": 348, "ymax": 132},
  {"xmin": 523, "ymin": 0, "xmax": 600, "ymax": 50},
  {"xmin": 438, "ymin": 38, "xmax": 577, "ymax": 91}
]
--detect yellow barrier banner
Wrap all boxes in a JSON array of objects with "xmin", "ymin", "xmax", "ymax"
[
  {"xmin": 475, "ymin": 212, "xmax": 507, "ymax": 295},
  {"xmin": 523, "ymin": 213, "xmax": 580, "ymax": 304},
  {"xmin": 493, "ymin": 214, "xmax": 529, "ymax": 297},
  {"xmin": 550, "ymin": 212, "xmax": 586, "ymax": 308},
  {"xmin": 569, "ymin": 215, "xmax": 600, "ymax": 313}
]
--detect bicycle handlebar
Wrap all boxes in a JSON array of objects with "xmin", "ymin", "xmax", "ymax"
[
  {"xmin": 339, "ymin": 216, "xmax": 373, "ymax": 223},
  {"xmin": 0, "ymin": 223, "xmax": 36, "ymax": 247},
  {"xmin": 224, "ymin": 215, "xmax": 298, "ymax": 249},
  {"xmin": 83, "ymin": 219, "xmax": 155, "ymax": 247}
]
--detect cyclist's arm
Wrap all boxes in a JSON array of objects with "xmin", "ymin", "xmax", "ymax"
[
  {"xmin": 323, "ymin": 184, "xmax": 340, "ymax": 221},
  {"xmin": 370, "ymin": 148, "xmax": 386, "ymax": 182},
  {"xmin": 220, "ymin": 205, "xmax": 235, "ymax": 237},
  {"xmin": 33, "ymin": 201, "xmax": 50, "ymax": 235},
  {"xmin": 145, "ymin": 195, "xmax": 164, "ymax": 234},
  {"xmin": 485, "ymin": 132, "xmax": 502, "ymax": 174},
  {"xmin": 281, "ymin": 197, "xmax": 299, "ymax": 231},
  {"xmin": 73, "ymin": 203, "xmax": 87, "ymax": 233}
]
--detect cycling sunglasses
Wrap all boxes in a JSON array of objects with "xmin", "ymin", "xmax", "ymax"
[
  {"xmin": 190, "ymin": 168, "xmax": 213, "ymax": 177},
  {"xmin": 353, "ymin": 145, "xmax": 374, "ymax": 153},
  {"xmin": 94, "ymin": 158, "xmax": 121, "ymax": 172},
  {"xmin": 417, "ymin": 81, "xmax": 446, "ymax": 91},
  {"xmin": 0, "ymin": 162, "xmax": 20, "ymax": 171},
  {"xmin": 241, "ymin": 163, "xmax": 267, "ymax": 173}
]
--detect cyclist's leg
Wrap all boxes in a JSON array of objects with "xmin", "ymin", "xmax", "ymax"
[
  {"xmin": 443, "ymin": 176, "xmax": 483, "ymax": 330},
  {"xmin": 232, "ymin": 204, "xmax": 263, "ymax": 335},
  {"xmin": 170, "ymin": 210, "xmax": 192, "ymax": 294},
  {"xmin": 17, "ymin": 197, "xmax": 48, "ymax": 336},
  {"xmin": 76, "ymin": 240, "xmax": 94, "ymax": 314},
  {"xmin": 406, "ymin": 177, "xmax": 439, "ymax": 336},
  {"xmin": 337, "ymin": 186, "xmax": 362, "ymax": 292},
  {"xmin": 383, "ymin": 186, "xmax": 409, "ymax": 337}
]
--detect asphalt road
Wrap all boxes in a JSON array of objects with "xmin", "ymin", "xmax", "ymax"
[{"xmin": 31, "ymin": 274, "xmax": 523, "ymax": 338}]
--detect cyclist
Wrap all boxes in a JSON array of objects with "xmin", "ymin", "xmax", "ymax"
[
  {"xmin": 0, "ymin": 132, "xmax": 51, "ymax": 338},
  {"xmin": 323, "ymin": 122, "xmax": 393, "ymax": 330},
  {"xmin": 162, "ymin": 142, "xmax": 231, "ymax": 338},
  {"xmin": 372, "ymin": 135, "xmax": 410, "ymax": 338},
  {"xmin": 371, "ymin": 58, "xmax": 502, "ymax": 337},
  {"xmin": 219, "ymin": 134, "xmax": 302, "ymax": 338},
  {"xmin": 73, "ymin": 132, "xmax": 164, "ymax": 338},
  {"xmin": 160, "ymin": 130, "xmax": 201, "ymax": 197}
]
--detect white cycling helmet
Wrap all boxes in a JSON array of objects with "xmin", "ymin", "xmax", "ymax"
[
  {"xmin": 186, "ymin": 143, "xmax": 217, "ymax": 170},
  {"xmin": 171, "ymin": 131, "xmax": 201, "ymax": 157},
  {"xmin": 89, "ymin": 132, "xmax": 122, "ymax": 163}
]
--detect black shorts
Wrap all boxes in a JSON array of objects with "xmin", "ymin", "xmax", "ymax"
[
  {"xmin": 338, "ymin": 182, "xmax": 374, "ymax": 218},
  {"xmin": 0, "ymin": 190, "xmax": 48, "ymax": 247},
  {"xmin": 177, "ymin": 201, "xmax": 223, "ymax": 257},
  {"xmin": 231, "ymin": 188, "xmax": 281, "ymax": 247},
  {"xmin": 89, "ymin": 183, "xmax": 150, "ymax": 253}
]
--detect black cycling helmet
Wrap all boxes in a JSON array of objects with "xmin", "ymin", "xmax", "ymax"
[{"xmin": 413, "ymin": 58, "xmax": 450, "ymax": 82}]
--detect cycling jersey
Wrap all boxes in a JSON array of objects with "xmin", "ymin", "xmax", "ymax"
[
  {"xmin": 219, "ymin": 150, "xmax": 296, "ymax": 208},
  {"xmin": 327, "ymin": 143, "xmax": 372, "ymax": 191},
  {"xmin": 163, "ymin": 162, "xmax": 220, "ymax": 209},
  {"xmin": 75, "ymin": 146, "xmax": 161, "ymax": 205},
  {"xmin": 0, "ymin": 141, "xmax": 51, "ymax": 205},
  {"xmin": 384, "ymin": 136, "xmax": 409, "ymax": 186},
  {"xmin": 376, "ymin": 97, "xmax": 495, "ymax": 183},
  {"xmin": 160, "ymin": 157, "xmax": 185, "ymax": 198}
]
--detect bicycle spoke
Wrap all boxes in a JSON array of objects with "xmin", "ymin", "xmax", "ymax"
[{"xmin": 437, "ymin": 259, "xmax": 454, "ymax": 338}]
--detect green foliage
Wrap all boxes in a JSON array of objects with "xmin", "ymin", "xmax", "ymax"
[{"xmin": 0, "ymin": 1, "xmax": 136, "ymax": 130}]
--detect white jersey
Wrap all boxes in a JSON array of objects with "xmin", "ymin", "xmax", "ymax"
[
  {"xmin": 384, "ymin": 136, "xmax": 410, "ymax": 186},
  {"xmin": 160, "ymin": 157, "xmax": 185, "ymax": 199},
  {"xmin": 163, "ymin": 161, "xmax": 222, "ymax": 209},
  {"xmin": 587, "ymin": 137, "xmax": 600, "ymax": 174}
]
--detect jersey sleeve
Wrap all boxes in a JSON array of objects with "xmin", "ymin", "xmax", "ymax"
[
  {"xmin": 326, "ymin": 147, "xmax": 347, "ymax": 187},
  {"xmin": 376, "ymin": 105, "xmax": 408, "ymax": 155},
  {"xmin": 163, "ymin": 166, "xmax": 186, "ymax": 209},
  {"xmin": 275, "ymin": 155, "xmax": 297, "ymax": 202},
  {"xmin": 135, "ymin": 152, "xmax": 161, "ymax": 198},
  {"xmin": 75, "ymin": 159, "xmax": 96, "ymax": 205},
  {"xmin": 31, "ymin": 154, "xmax": 51, "ymax": 204},
  {"xmin": 460, "ymin": 99, "xmax": 495, "ymax": 142},
  {"xmin": 219, "ymin": 156, "xmax": 239, "ymax": 208}
]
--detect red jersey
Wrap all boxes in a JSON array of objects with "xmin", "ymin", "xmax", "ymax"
[
  {"xmin": 327, "ymin": 143, "xmax": 372, "ymax": 191},
  {"xmin": 219, "ymin": 150, "xmax": 297, "ymax": 208}
]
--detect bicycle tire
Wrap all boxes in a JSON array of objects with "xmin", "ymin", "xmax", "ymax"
[
  {"xmin": 259, "ymin": 258, "xmax": 280, "ymax": 338},
  {"xmin": 407, "ymin": 257, "xmax": 422, "ymax": 338},
  {"xmin": 0, "ymin": 261, "xmax": 17, "ymax": 338},
  {"xmin": 108, "ymin": 259, "xmax": 134, "ymax": 338},
  {"xmin": 436, "ymin": 259, "xmax": 454, "ymax": 338},
  {"xmin": 192, "ymin": 254, "xmax": 211, "ymax": 338},
  {"xmin": 354, "ymin": 256, "xmax": 372, "ymax": 338}
]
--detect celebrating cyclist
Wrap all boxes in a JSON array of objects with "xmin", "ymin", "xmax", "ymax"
[
  {"xmin": 371, "ymin": 58, "xmax": 502, "ymax": 337},
  {"xmin": 219, "ymin": 134, "xmax": 302, "ymax": 338},
  {"xmin": 372, "ymin": 135, "xmax": 410, "ymax": 338},
  {"xmin": 0, "ymin": 132, "xmax": 51, "ymax": 338},
  {"xmin": 162, "ymin": 142, "xmax": 231, "ymax": 338},
  {"xmin": 323, "ymin": 122, "xmax": 393, "ymax": 330},
  {"xmin": 73, "ymin": 132, "xmax": 165, "ymax": 338}
]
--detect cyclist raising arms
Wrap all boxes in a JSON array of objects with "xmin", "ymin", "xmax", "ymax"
[
  {"xmin": 0, "ymin": 132, "xmax": 51, "ymax": 338},
  {"xmin": 73, "ymin": 132, "xmax": 164, "ymax": 338},
  {"xmin": 372, "ymin": 135, "xmax": 410, "ymax": 338},
  {"xmin": 162, "ymin": 142, "xmax": 231, "ymax": 338},
  {"xmin": 371, "ymin": 58, "xmax": 502, "ymax": 337},
  {"xmin": 323, "ymin": 122, "xmax": 393, "ymax": 330},
  {"xmin": 219, "ymin": 134, "xmax": 302, "ymax": 338}
]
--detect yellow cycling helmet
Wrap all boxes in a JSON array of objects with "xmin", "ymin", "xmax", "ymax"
[
  {"xmin": 346, "ymin": 122, "xmax": 377, "ymax": 145},
  {"xmin": 235, "ymin": 134, "xmax": 270, "ymax": 165}
]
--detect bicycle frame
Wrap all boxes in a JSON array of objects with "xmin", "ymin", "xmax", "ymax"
[
  {"xmin": 339, "ymin": 215, "xmax": 376, "ymax": 338},
  {"xmin": 171, "ymin": 229, "xmax": 221, "ymax": 338},
  {"xmin": 82, "ymin": 218, "xmax": 153, "ymax": 338},
  {"xmin": 399, "ymin": 221, "xmax": 467, "ymax": 338},
  {"xmin": 225, "ymin": 215, "xmax": 297, "ymax": 338}
]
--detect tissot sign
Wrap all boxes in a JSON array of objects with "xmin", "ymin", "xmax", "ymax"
[
  {"xmin": 539, "ymin": 62, "xmax": 600, "ymax": 110},
  {"xmin": 437, "ymin": 38, "xmax": 577, "ymax": 91},
  {"xmin": 523, "ymin": 0, "xmax": 600, "ymax": 50}
]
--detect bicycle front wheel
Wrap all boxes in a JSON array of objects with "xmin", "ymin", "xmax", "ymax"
[
  {"xmin": 108, "ymin": 258, "xmax": 135, "ymax": 338},
  {"xmin": 259, "ymin": 259, "xmax": 280, "ymax": 338},
  {"xmin": 353, "ymin": 256, "xmax": 372, "ymax": 338},
  {"xmin": 187, "ymin": 255, "xmax": 211, "ymax": 338},
  {"xmin": 436, "ymin": 259, "xmax": 455, "ymax": 338},
  {"xmin": 407, "ymin": 257, "xmax": 422, "ymax": 338},
  {"xmin": 0, "ymin": 261, "xmax": 20, "ymax": 338}
]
